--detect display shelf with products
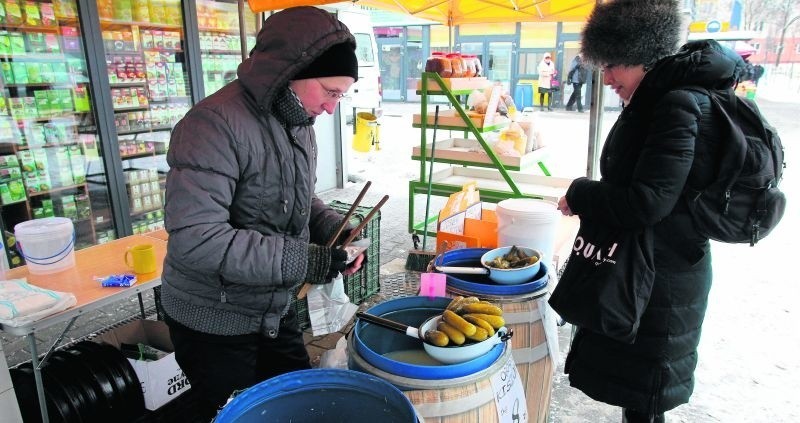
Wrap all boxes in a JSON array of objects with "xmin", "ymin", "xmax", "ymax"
[
  {"xmin": 196, "ymin": 0, "xmax": 257, "ymax": 96},
  {"xmin": 96, "ymin": 0, "xmax": 192, "ymax": 229},
  {"xmin": 409, "ymin": 72, "xmax": 567, "ymax": 237},
  {"xmin": 0, "ymin": 0, "xmax": 117, "ymax": 269}
]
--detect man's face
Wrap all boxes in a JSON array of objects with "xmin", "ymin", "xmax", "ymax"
[
  {"xmin": 289, "ymin": 76, "xmax": 355, "ymax": 117},
  {"xmin": 544, "ymin": 55, "xmax": 551, "ymax": 63}
]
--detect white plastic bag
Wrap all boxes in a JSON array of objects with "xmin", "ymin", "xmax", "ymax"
[
  {"xmin": 307, "ymin": 274, "xmax": 358, "ymax": 337},
  {"xmin": 319, "ymin": 336, "xmax": 349, "ymax": 369}
]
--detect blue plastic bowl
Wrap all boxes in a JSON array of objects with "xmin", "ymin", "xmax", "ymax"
[
  {"xmin": 435, "ymin": 248, "xmax": 550, "ymax": 296},
  {"xmin": 480, "ymin": 246, "xmax": 542, "ymax": 284},
  {"xmin": 351, "ymin": 296, "xmax": 505, "ymax": 380}
]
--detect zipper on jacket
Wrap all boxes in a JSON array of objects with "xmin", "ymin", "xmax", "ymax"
[{"xmin": 220, "ymin": 289, "xmax": 227, "ymax": 303}]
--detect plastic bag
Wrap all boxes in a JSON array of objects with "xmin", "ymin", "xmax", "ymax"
[
  {"xmin": 319, "ymin": 336, "xmax": 349, "ymax": 369},
  {"xmin": 307, "ymin": 274, "xmax": 358, "ymax": 337},
  {"xmin": 467, "ymin": 89, "xmax": 488, "ymax": 112}
]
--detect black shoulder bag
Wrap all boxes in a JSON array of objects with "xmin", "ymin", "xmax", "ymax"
[{"xmin": 549, "ymin": 218, "xmax": 655, "ymax": 344}]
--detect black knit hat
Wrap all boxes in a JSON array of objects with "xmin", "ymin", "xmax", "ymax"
[
  {"xmin": 293, "ymin": 42, "xmax": 359, "ymax": 81},
  {"xmin": 581, "ymin": 0, "xmax": 683, "ymax": 68}
]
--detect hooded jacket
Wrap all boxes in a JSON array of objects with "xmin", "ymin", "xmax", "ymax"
[
  {"xmin": 561, "ymin": 41, "xmax": 740, "ymax": 414},
  {"xmin": 160, "ymin": 7, "xmax": 352, "ymax": 338}
]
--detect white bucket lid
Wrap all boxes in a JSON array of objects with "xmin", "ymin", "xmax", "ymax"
[
  {"xmin": 14, "ymin": 217, "xmax": 74, "ymax": 236},
  {"xmin": 497, "ymin": 198, "xmax": 559, "ymax": 218}
]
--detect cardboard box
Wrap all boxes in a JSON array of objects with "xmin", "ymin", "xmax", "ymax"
[{"xmin": 95, "ymin": 320, "xmax": 190, "ymax": 410}]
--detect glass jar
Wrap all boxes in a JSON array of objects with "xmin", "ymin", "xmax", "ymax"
[
  {"xmin": 462, "ymin": 54, "xmax": 477, "ymax": 77},
  {"xmin": 425, "ymin": 52, "xmax": 452, "ymax": 78},
  {"xmin": 446, "ymin": 53, "xmax": 464, "ymax": 78},
  {"xmin": 473, "ymin": 56, "xmax": 483, "ymax": 77}
]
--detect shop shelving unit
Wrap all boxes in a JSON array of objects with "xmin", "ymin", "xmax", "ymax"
[{"xmin": 410, "ymin": 71, "xmax": 568, "ymax": 237}]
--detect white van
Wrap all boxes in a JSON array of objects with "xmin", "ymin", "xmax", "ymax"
[{"xmin": 320, "ymin": 4, "xmax": 382, "ymax": 120}]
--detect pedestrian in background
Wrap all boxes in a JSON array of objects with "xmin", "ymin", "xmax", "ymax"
[
  {"xmin": 160, "ymin": 6, "xmax": 364, "ymax": 419},
  {"xmin": 555, "ymin": 0, "xmax": 739, "ymax": 421},
  {"xmin": 537, "ymin": 52, "xmax": 556, "ymax": 111},
  {"xmin": 565, "ymin": 54, "xmax": 588, "ymax": 112}
]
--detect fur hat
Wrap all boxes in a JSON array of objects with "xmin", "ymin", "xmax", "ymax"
[
  {"xmin": 292, "ymin": 41, "xmax": 359, "ymax": 81},
  {"xmin": 581, "ymin": 0, "xmax": 683, "ymax": 68}
]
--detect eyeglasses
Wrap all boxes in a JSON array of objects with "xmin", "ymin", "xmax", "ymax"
[{"xmin": 316, "ymin": 79, "xmax": 348, "ymax": 100}]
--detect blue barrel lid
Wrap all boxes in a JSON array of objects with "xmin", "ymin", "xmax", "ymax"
[{"xmin": 214, "ymin": 368, "xmax": 417, "ymax": 423}]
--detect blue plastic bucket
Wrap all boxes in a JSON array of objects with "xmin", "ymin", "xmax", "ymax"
[
  {"xmin": 348, "ymin": 296, "xmax": 513, "ymax": 421},
  {"xmin": 213, "ymin": 368, "xmax": 417, "ymax": 423}
]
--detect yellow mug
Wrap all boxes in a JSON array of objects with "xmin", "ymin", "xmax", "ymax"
[{"xmin": 125, "ymin": 244, "xmax": 157, "ymax": 274}]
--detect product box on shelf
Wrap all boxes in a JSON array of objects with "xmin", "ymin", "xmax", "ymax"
[{"xmin": 95, "ymin": 319, "xmax": 191, "ymax": 411}]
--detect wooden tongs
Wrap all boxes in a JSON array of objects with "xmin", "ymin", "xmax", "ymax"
[{"xmin": 297, "ymin": 181, "xmax": 388, "ymax": 299}]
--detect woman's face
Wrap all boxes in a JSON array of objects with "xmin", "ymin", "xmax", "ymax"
[
  {"xmin": 602, "ymin": 64, "xmax": 646, "ymax": 104},
  {"xmin": 289, "ymin": 76, "xmax": 355, "ymax": 117}
]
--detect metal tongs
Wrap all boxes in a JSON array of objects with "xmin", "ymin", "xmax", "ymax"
[{"xmin": 297, "ymin": 181, "xmax": 388, "ymax": 299}]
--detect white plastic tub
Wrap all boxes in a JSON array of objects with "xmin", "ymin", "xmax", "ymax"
[{"xmin": 14, "ymin": 217, "xmax": 76, "ymax": 275}]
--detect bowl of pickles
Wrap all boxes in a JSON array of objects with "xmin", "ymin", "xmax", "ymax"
[{"xmin": 480, "ymin": 245, "xmax": 542, "ymax": 285}]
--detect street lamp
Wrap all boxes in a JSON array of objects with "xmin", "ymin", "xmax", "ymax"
[{"xmin": 775, "ymin": 14, "xmax": 799, "ymax": 67}]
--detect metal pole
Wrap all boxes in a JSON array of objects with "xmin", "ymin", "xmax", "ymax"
[{"xmin": 586, "ymin": 68, "xmax": 605, "ymax": 180}]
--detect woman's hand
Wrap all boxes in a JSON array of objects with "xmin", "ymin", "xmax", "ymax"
[{"xmin": 557, "ymin": 196, "xmax": 573, "ymax": 216}]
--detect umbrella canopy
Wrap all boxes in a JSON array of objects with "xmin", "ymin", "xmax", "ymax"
[{"xmin": 248, "ymin": 0, "xmax": 596, "ymax": 25}]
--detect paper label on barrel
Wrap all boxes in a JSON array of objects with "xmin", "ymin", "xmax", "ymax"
[{"xmin": 490, "ymin": 355, "xmax": 528, "ymax": 423}]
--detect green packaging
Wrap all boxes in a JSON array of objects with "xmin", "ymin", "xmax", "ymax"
[
  {"xmin": 9, "ymin": 32, "xmax": 25, "ymax": 54},
  {"xmin": 0, "ymin": 183, "xmax": 11, "ymax": 204},
  {"xmin": 42, "ymin": 198, "xmax": 54, "ymax": 216},
  {"xmin": 34, "ymin": 90, "xmax": 49, "ymax": 117},
  {"xmin": 39, "ymin": 62, "xmax": 53, "ymax": 83},
  {"xmin": 10, "ymin": 62, "xmax": 27, "ymax": 84},
  {"xmin": 1, "ymin": 62, "xmax": 13, "ymax": 84},
  {"xmin": 25, "ymin": 62, "xmax": 41, "ymax": 83},
  {"xmin": 0, "ymin": 31, "xmax": 10, "ymax": 55},
  {"xmin": 7, "ymin": 178, "xmax": 24, "ymax": 201}
]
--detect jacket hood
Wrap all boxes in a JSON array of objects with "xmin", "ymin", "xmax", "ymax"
[
  {"xmin": 636, "ymin": 40, "xmax": 741, "ymax": 99},
  {"xmin": 237, "ymin": 6, "xmax": 356, "ymax": 110}
]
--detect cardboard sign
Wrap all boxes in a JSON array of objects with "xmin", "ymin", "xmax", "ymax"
[{"xmin": 490, "ymin": 355, "xmax": 529, "ymax": 422}]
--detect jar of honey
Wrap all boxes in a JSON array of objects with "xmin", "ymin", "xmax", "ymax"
[
  {"xmin": 446, "ymin": 53, "xmax": 464, "ymax": 78},
  {"xmin": 462, "ymin": 54, "xmax": 477, "ymax": 77},
  {"xmin": 425, "ymin": 52, "xmax": 453, "ymax": 78}
]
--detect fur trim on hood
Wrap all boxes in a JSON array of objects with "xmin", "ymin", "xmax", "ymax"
[{"xmin": 581, "ymin": 0, "xmax": 683, "ymax": 68}]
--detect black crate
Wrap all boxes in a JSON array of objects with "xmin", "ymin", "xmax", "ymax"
[{"xmin": 294, "ymin": 200, "xmax": 381, "ymax": 330}]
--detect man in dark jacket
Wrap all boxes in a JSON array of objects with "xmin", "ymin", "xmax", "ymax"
[
  {"xmin": 565, "ymin": 54, "xmax": 588, "ymax": 112},
  {"xmin": 160, "ymin": 7, "xmax": 364, "ymax": 419},
  {"xmin": 555, "ymin": 1, "xmax": 737, "ymax": 422}
]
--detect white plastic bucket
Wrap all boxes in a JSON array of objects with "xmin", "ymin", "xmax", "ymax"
[
  {"xmin": 14, "ymin": 217, "xmax": 76, "ymax": 275},
  {"xmin": 496, "ymin": 198, "xmax": 561, "ymax": 267}
]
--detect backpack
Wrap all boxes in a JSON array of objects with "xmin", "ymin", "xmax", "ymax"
[{"xmin": 684, "ymin": 87, "xmax": 786, "ymax": 246}]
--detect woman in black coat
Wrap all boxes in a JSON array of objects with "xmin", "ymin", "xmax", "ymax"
[{"xmin": 555, "ymin": 2, "xmax": 742, "ymax": 422}]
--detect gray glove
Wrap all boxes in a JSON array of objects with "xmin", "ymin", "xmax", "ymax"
[{"xmin": 305, "ymin": 244, "xmax": 347, "ymax": 284}]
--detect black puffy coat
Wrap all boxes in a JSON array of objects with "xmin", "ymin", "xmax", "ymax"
[{"xmin": 561, "ymin": 41, "xmax": 741, "ymax": 414}]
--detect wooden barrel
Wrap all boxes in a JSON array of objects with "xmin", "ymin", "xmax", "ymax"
[
  {"xmin": 447, "ymin": 286, "xmax": 554, "ymax": 423},
  {"xmin": 349, "ymin": 296, "xmax": 517, "ymax": 422},
  {"xmin": 348, "ymin": 333, "xmax": 512, "ymax": 422},
  {"xmin": 437, "ymin": 247, "xmax": 556, "ymax": 423}
]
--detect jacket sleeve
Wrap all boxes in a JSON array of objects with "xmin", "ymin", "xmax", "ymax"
[
  {"xmin": 164, "ymin": 106, "xmax": 287, "ymax": 287},
  {"xmin": 566, "ymin": 90, "xmax": 701, "ymax": 230},
  {"xmin": 308, "ymin": 195, "xmax": 350, "ymax": 245}
]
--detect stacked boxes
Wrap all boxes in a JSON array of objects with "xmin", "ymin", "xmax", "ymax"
[
  {"xmin": 293, "ymin": 199, "xmax": 381, "ymax": 330},
  {"xmin": 0, "ymin": 154, "xmax": 25, "ymax": 205},
  {"xmin": 125, "ymin": 167, "xmax": 161, "ymax": 213}
]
